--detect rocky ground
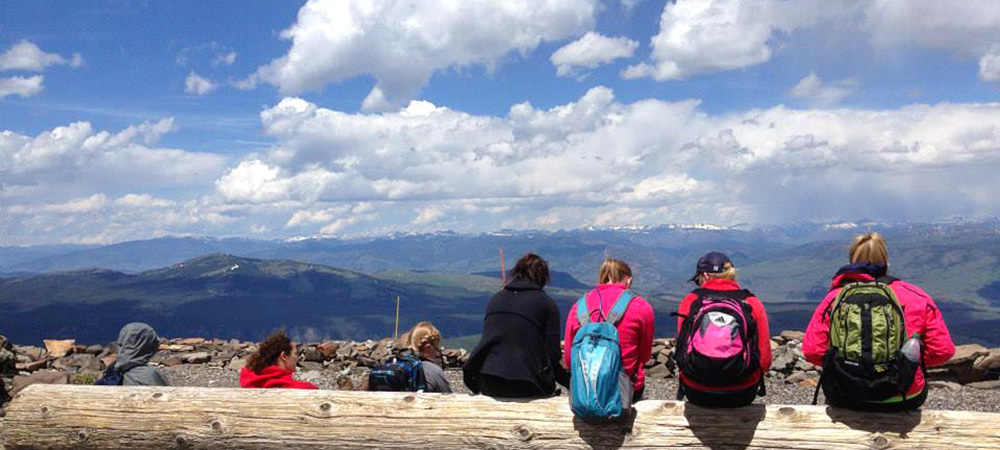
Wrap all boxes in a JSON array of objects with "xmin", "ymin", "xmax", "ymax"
[{"xmin": 4, "ymin": 331, "xmax": 1000, "ymax": 413}]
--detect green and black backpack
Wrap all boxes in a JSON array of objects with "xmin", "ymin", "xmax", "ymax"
[{"xmin": 812, "ymin": 277, "xmax": 918, "ymax": 404}]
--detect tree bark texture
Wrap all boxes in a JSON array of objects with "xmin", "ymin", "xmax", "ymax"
[{"xmin": 2, "ymin": 384, "xmax": 998, "ymax": 450}]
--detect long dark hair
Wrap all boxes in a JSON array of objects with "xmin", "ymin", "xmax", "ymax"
[
  {"xmin": 246, "ymin": 330, "xmax": 293, "ymax": 373},
  {"xmin": 508, "ymin": 253, "xmax": 550, "ymax": 287}
]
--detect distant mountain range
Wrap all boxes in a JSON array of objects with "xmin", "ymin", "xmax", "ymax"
[{"xmin": 1, "ymin": 220, "xmax": 999, "ymax": 346}]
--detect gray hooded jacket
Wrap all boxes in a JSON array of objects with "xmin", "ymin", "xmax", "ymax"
[{"xmin": 115, "ymin": 322, "xmax": 168, "ymax": 386}]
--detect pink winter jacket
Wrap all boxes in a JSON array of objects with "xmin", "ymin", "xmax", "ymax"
[
  {"xmin": 563, "ymin": 283, "xmax": 655, "ymax": 392},
  {"xmin": 803, "ymin": 272, "xmax": 956, "ymax": 397}
]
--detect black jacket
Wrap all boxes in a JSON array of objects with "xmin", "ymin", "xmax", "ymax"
[{"xmin": 462, "ymin": 278, "xmax": 570, "ymax": 395}]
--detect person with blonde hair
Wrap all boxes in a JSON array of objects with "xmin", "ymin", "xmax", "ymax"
[
  {"xmin": 403, "ymin": 321, "xmax": 452, "ymax": 393},
  {"xmin": 804, "ymin": 232, "xmax": 955, "ymax": 412},
  {"xmin": 563, "ymin": 258, "xmax": 655, "ymax": 402},
  {"xmin": 674, "ymin": 252, "xmax": 771, "ymax": 407}
]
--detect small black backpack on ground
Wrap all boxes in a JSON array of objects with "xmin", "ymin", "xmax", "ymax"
[
  {"xmin": 368, "ymin": 351, "xmax": 427, "ymax": 392},
  {"xmin": 94, "ymin": 363, "xmax": 125, "ymax": 386}
]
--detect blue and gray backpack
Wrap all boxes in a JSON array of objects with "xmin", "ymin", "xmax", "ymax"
[{"xmin": 570, "ymin": 289, "xmax": 634, "ymax": 422}]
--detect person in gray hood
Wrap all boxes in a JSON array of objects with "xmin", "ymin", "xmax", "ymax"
[{"xmin": 109, "ymin": 322, "xmax": 168, "ymax": 386}]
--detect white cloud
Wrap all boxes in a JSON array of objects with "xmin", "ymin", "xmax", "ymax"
[
  {"xmin": 213, "ymin": 51, "xmax": 237, "ymax": 67},
  {"xmin": 862, "ymin": 1, "xmax": 1000, "ymax": 55},
  {"xmin": 185, "ymin": 72, "xmax": 217, "ymax": 95},
  {"xmin": 981, "ymin": 47, "xmax": 1000, "ymax": 82},
  {"xmin": 0, "ymin": 41, "xmax": 84, "ymax": 72},
  {"xmin": 789, "ymin": 72, "xmax": 859, "ymax": 106},
  {"xmin": 250, "ymin": 0, "xmax": 598, "ymax": 110},
  {"xmin": 0, "ymin": 75, "xmax": 43, "ymax": 98},
  {"xmin": 623, "ymin": 0, "xmax": 827, "ymax": 81},
  {"xmin": 176, "ymin": 42, "xmax": 236, "ymax": 68},
  {"xmin": 211, "ymin": 87, "xmax": 1000, "ymax": 232},
  {"xmin": 0, "ymin": 119, "xmax": 229, "ymax": 206},
  {"xmin": 551, "ymin": 32, "xmax": 638, "ymax": 77},
  {"xmin": 8, "ymin": 86, "xmax": 1000, "ymax": 244}
]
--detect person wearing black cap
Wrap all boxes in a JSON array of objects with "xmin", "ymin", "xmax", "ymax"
[{"xmin": 673, "ymin": 252, "xmax": 772, "ymax": 407}]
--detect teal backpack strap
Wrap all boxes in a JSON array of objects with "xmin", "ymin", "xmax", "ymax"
[
  {"xmin": 606, "ymin": 290, "xmax": 634, "ymax": 326},
  {"xmin": 575, "ymin": 295, "xmax": 591, "ymax": 325}
]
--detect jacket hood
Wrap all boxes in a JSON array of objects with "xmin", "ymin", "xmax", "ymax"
[
  {"xmin": 504, "ymin": 277, "xmax": 543, "ymax": 291},
  {"xmin": 829, "ymin": 262, "xmax": 886, "ymax": 290},
  {"xmin": 115, "ymin": 322, "xmax": 160, "ymax": 373}
]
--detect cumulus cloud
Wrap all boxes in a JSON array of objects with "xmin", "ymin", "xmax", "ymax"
[
  {"xmin": 8, "ymin": 87, "xmax": 1000, "ymax": 244},
  {"xmin": 0, "ymin": 75, "xmax": 43, "ymax": 98},
  {"xmin": 0, "ymin": 118, "xmax": 229, "ymax": 205},
  {"xmin": 0, "ymin": 40, "xmax": 84, "ymax": 72},
  {"xmin": 862, "ymin": 1, "xmax": 1000, "ymax": 54},
  {"xmin": 185, "ymin": 72, "xmax": 217, "ymax": 95},
  {"xmin": 249, "ymin": 0, "xmax": 598, "ymax": 110},
  {"xmin": 789, "ymin": 72, "xmax": 859, "ymax": 106},
  {"xmin": 209, "ymin": 87, "xmax": 1000, "ymax": 235},
  {"xmin": 551, "ymin": 32, "xmax": 638, "ymax": 77},
  {"xmin": 623, "ymin": 0, "xmax": 828, "ymax": 80}
]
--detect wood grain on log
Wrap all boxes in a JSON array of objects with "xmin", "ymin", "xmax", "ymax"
[{"xmin": 3, "ymin": 384, "xmax": 999, "ymax": 449}]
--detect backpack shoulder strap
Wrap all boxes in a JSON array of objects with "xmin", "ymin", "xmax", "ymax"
[
  {"xmin": 692, "ymin": 288, "xmax": 752, "ymax": 301},
  {"xmin": 575, "ymin": 295, "xmax": 591, "ymax": 325},
  {"xmin": 606, "ymin": 290, "xmax": 635, "ymax": 326}
]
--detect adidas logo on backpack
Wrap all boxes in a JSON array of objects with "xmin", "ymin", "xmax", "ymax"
[
  {"xmin": 569, "ymin": 290, "xmax": 634, "ymax": 422},
  {"xmin": 674, "ymin": 289, "xmax": 763, "ymax": 394}
]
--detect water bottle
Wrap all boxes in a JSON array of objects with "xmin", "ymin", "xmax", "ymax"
[{"xmin": 900, "ymin": 333, "xmax": 922, "ymax": 363}]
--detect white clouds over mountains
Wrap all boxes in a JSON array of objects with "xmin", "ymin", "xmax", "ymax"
[
  {"xmin": 247, "ymin": 0, "xmax": 598, "ymax": 110},
  {"xmin": 5, "ymin": 89, "xmax": 1000, "ymax": 243}
]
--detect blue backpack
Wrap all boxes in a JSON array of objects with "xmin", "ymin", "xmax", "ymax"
[
  {"xmin": 570, "ymin": 289, "xmax": 634, "ymax": 422},
  {"xmin": 367, "ymin": 351, "xmax": 427, "ymax": 392}
]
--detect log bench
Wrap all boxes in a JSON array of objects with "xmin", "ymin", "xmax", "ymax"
[{"xmin": 2, "ymin": 384, "xmax": 999, "ymax": 449}]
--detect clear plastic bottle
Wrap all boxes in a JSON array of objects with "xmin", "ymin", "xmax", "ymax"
[{"xmin": 900, "ymin": 332, "xmax": 922, "ymax": 362}]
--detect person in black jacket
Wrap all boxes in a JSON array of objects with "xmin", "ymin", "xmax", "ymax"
[{"xmin": 463, "ymin": 253, "xmax": 570, "ymax": 397}]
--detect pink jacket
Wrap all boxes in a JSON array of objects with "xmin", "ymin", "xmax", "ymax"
[
  {"xmin": 563, "ymin": 283, "xmax": 655, "ymax": 391},
  {"xmin": 803, "ymin": 272, "xmax": 956, "ymax": 396}
]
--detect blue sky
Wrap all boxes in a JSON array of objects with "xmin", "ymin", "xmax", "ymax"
[{"xmin": 2, "ymin": 0, "xmax": 1000, "ymax": 245}]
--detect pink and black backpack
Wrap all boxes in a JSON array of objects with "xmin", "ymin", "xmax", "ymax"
[{"xmin": 674, "ymin": 288, "xmax": 763, "ymax": 397}]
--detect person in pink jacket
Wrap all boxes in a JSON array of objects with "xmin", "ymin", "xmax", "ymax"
[
  {"xmin": 804, "ymin": 232, "xmax": 955, "ymax": 411},
  {"xmin": 563, "ymin": 258, "xmax": 655, "ymax": 402}
]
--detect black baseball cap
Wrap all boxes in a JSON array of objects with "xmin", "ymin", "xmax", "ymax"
[{"xmin": 690, "ymin": 251, "xmax": 732, "ymax": 282}]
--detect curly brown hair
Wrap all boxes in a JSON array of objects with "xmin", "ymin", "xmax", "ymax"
[{"xmin": 246, "ymin": 330, "xmax": 293, "ymax": 373}]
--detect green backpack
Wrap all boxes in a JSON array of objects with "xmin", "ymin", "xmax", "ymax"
[{"xmin": 813, "ymin": 277, "xmax": 916, "ymax": 404}]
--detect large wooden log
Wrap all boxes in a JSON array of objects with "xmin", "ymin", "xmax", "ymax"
[{"xmin": 3, "ymin": 384, "xmax": 999, "ymax": 450}]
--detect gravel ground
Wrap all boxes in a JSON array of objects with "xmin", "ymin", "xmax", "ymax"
[{"xmin": 162, "ymin": 366, "xmax": 1000, "ymax": 412}]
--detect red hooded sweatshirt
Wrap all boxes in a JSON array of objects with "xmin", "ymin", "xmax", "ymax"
[
  {"xmin": 239, "ymin": 366, "xmax": 318, "ymax": 390},
  {"xmin": 676, "ymin": 278, "xmax": 773, "ymax": 392},
  {"xmin": 803, "ymin": 270, "xmax": 956, "ymax": 398},
  {"xmin": 563, "ymin": 283, "xmax": 655, "ymax": 392}
]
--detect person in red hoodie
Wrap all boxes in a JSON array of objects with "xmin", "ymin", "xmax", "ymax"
[
  {"xmin": 804, "ymin": 232, "xmax": 955, "ymax": 412},
  {"xmin": 240, "ymin": 330, "xmax": 318, "ymax": 390},
  {"xmin": 675, "ymin": 252, "xmax": 772, "ymax": 407},
  {"xmin": 564, "ymin": 258, "xmax": 655, "ymax": 402}
]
